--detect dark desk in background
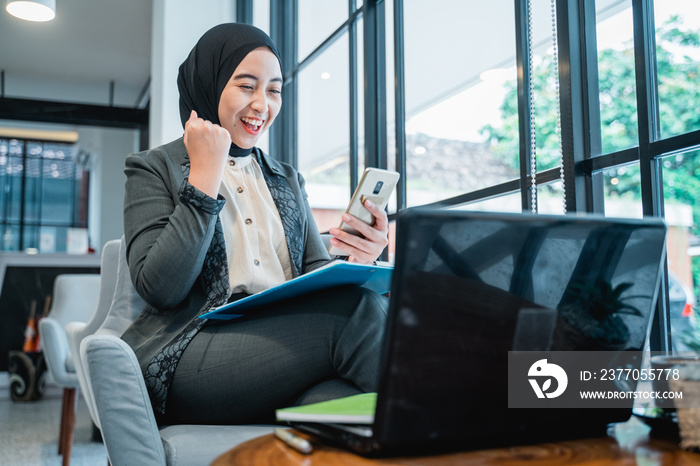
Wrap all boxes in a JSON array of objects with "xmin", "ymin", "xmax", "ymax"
[{"xmin": 0, "ymin": 252, "xmax": 100, "ymax": 372}]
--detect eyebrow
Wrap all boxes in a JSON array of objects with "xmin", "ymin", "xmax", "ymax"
[{"xmin": 232, "ymin": 73, "xmax": 283, "ymax": 83}]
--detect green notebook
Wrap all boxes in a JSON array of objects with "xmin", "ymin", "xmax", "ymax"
[{"xmin": 275, "ymin": 392, "xmax": 377, "ymax": 424}]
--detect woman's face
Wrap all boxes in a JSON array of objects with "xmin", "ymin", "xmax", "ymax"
[{"xmin": 218, "ymin": 47, "xmax": 283, "ymax": 149}]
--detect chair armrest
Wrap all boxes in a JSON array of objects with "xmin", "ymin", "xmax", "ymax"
[
  {"xmin": 65, "ymin": 321, "xmax": 86, "ymax": 356},
  {"xmin": 81, "ymin": 334, "xmax": 166, "ymax": 466},
  {"xmin": 66, "ymin": 321, "xmax": 100, "ymax": 427},
  {"xmin": 38, "ymin": 317, "xmax": 77, "ymax": 387}
]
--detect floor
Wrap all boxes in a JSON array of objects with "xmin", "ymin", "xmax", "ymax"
[{"xmin": 0, "ymin": 392, "xmax": 108, "ymax": 466}]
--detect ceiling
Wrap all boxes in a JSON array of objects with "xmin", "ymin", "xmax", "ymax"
[{"xmin": 0, "ymin": 0, "xmax": 152, "ymax": 109}]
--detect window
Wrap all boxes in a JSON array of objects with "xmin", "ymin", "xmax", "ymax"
[
  {"xmin": 595, "ymin": 0, "xmax": 639, "ymax": 155},
  {"xmin": 589, "ymin": 0, "xmax": 700, "ymax": 352},
  {"xmin": 297, "ymin": 32, "xmax": 351, "ymax": 231},
  {"xmin": 403, "ymin": 0, "xmax": 519, "ymax": 207},
  {"xmin": 0, "ymin": 138, "xmax": 89, "ymax": 253},
  {"xmin": 268, "ymin": 0, "xmax": 700, "ymax": 350},
  {"xmin": 298, "ymin": 0, "xmax": 348, "ymax": 61},
  {"xmin": 253, "ymin": 0, "xmax": 271, "ymax": 153},
  {"xmin": 654, "ymin": 0, "xmax": 700, "ymax": 139},
  {"xmin": 449, "ymin": 192, "xmax": 522, "ymax": 214},
  {"xmin": 253, "ymin": 0, "xmax": 270, "ymax": 34},
  {"xmin": 269, "ymin": 0, "xmax": 364, "ymax": 233},
  {"xmin": 661, "ymin": 149, "xmax": 699, "ymax": 351},
  {"xmin": 603, "ymin": 161, "xmax": 643, "ymax": 219}
]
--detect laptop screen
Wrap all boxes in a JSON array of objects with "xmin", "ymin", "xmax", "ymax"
[{"xmin": 374, "ymin": 208, "xmax": 667, "ymax": 448}]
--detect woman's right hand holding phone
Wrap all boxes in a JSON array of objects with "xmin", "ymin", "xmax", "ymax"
[{"xmin": 184, "ymin": 110, "xmax": 231, "ymax": 198}]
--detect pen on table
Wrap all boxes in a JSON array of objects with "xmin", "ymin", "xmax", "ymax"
[{"xmin": 274, "ymin": 428, "xmax": 313, "ymax": 454}]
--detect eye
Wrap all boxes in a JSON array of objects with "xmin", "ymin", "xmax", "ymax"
[
  {"xmin": 238, "ymin": 84, "xmax": 254, "ymax": 90},
  {"xmin": 269, "ymin": 89, "xmax": 282, "ymax": 95}
]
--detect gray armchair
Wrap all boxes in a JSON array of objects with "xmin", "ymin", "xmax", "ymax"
[
  {"xmin": 65, "ymin": 239, "xmax": 121, "ymax": 436},
  {"xmin": 80, "ymin": 238, "xmax": 276, "ymax": 466},
  {"xmin": 80, "ymin": 235, "xmax": 357, "ymax": 465}
]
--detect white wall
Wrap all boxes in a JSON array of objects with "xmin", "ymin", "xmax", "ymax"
[
  {"xmin": 150, "ymin": 0, "xmax": 235, "ymax": 148},
  {"xmin": 78, "ymin": 126, "xmax": 139, "ymax": 249}
]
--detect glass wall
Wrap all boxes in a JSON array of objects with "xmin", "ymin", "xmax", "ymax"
[
  {"xmin": 525, "ymin": 0, "xmax": 565, "ymax": 174},
  {"xmin": 297, "ymin": 33, "xmax": 351, "ymax": 231},
  {"xmin": 537, "ymin": 181, "xmax": 566, "ymax": 215},
  {"xmin": 595, "ymin": 0, "xmax": 638, "ymax": 155},
  {"xmin": 0, "ymin": 139, "xmax": 88, "ymax": 252},
  {"xmin": 273, "ymin": 0, "xmax": 364, "ymax": 233},
  {"xmin": 253, "ymin": 0, "xmax": 271, "ymax": 153},
  {"xmin": 591, "ymin": 0, "xmax": 700, "ymax": 352},
  {"xmin": 451, "ymin": 192, "xmax": 522, "ymax": 214},
  {"xmin": 661, "ymin": 149, "xmax": 699, "ymax": 351},
  {"xmin": 654, "ymin": 0, "xmax": 700, "ymax": 139},
  {"xmin": 253, "ymin": 0, "xmax": 270, "ymax": 34},
  {"xmin": 603, "ymin": 162, "xmax": 643, "ymax": 219},
  {"xmin": 403, "ymin": 0, "xmax": 519, "ymax": 207},
  {"xmin": 298, "ymin": 0, "xmax": 348, "ymax": 61},
  {"xmin": 263, "ymin": 0, "xmax": 700, "ymax": 350}
]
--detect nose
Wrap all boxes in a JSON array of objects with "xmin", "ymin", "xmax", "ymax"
[{"xmin": 250, "ymin": 88, "xmax": 269, "ymax": 115}]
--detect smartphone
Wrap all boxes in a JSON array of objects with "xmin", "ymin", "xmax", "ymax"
[{"xmin": 328, "ymin": 167, "xmax": 400, "ymax": 256}]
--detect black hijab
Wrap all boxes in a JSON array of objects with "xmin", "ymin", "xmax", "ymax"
[{"xmin": 177, "ymin": 23, "xmax": 282, "ymax": 156}]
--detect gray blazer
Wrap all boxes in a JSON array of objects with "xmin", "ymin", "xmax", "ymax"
[{"xmin": 120, "ymin": 137, "xmax": 331, "ymax": 414}]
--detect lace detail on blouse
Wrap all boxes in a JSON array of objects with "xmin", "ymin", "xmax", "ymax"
[
  {"xmin": 178, "ymin": 182, "xmax": 226, "ymax": 215},
  {"xmin": 145, "ymin": 321, "xmax": 203, "ymax": 414},
  {"xmin": 176, "ymin": 162, "xmax": 230, "ymax": 309},
  {"xmin": 144, "ymin": 162, "xmax": 231, "ymax": 415},
  {"xmin": 257, "ymin": 154, "xmax": 304, "ymax": 277}
]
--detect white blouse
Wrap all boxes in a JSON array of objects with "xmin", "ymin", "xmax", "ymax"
[{"xmin": 218, "ymin": 154, "xmax": 293, "ymax": 295}]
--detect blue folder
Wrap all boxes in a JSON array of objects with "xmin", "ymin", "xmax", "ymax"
[{"xmin": 200, "ymin": 260, "xmax": 393, "ymax": 320}]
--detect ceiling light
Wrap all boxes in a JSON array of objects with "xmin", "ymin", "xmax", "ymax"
[
  {"xmin": 320, "ymin": 72, "xmax": 331, "ymax": 80},
  {"xmin": 6, "ymin": 0, "xmax": 56, "ymax": 22}
]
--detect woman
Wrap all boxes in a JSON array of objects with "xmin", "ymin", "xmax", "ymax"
[{"xmin": 120, "ymin": 23, "xmax": 389, "ymax": 425}]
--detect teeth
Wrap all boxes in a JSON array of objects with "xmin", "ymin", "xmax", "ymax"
[{"xmin": 241, "ymin": 117, "xmax": 263, "ymax": 127}]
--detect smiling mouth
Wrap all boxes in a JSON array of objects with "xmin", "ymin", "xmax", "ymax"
[{"xmin": 241, "ymin": 116, "xmax": 264, "ymax": 133}]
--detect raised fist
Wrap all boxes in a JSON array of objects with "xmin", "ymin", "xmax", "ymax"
[{"xmin": 184, "ymin": 110, "xmax": 231, "ymax": 197}]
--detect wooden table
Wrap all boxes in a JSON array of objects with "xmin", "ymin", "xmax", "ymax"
[{"xmin": 211, "ymin": 422, "xmax": 700, "ymax": 465}]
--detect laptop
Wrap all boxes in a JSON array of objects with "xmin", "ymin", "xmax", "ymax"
[{"xmin": 290, "ymin": 208, "xmax": 668, "ymax": 456}]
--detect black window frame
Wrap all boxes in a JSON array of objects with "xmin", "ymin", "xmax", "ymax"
[{"xmin": 259, "ymin": 0, "xmax": 700, "ymax": 352}]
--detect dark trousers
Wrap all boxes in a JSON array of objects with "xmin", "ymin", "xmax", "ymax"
[{"xmin": 164, "ymin": 285, "xmax": 388, "ymax": 424}]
